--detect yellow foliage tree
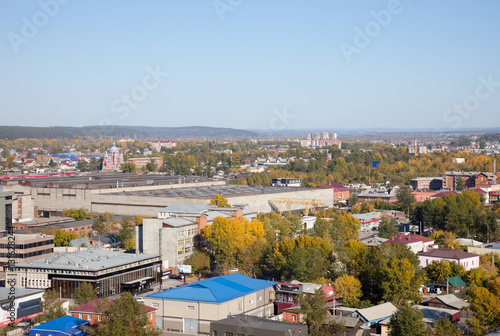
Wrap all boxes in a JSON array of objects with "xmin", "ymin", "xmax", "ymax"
[{"xmin": 209, "ymin": 194, "xmax": 231, "ymax": 208}]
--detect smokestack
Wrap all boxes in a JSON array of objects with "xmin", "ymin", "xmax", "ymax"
[{"xmin": 414, "ymin": 137, "xmax": 418, "ymax": 157}]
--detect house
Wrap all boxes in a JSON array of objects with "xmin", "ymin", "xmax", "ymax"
[
  {"xmin": 328, "ymin": 315, "xmax": 370, "ymax": 336},
  {"xmin": 418, "ymin": 248, "xmax": 480, "ymax": 271},
  {"xmin": 211, "ymin": 315, "xmax": 308, "ymax": 336},
  {"xmin": 437, "ymin": 277, "xmax": 467, "ymax": 294},
  {"xmin": 71, "ymin": 298, "xmax": 157, "ymax": 330},
  {"xmin": 28, "ymin": 315, "xmax": 90, "ymax": 336},
  {"xmin": 410, "ymin": 177, "xmax": 443, "ymax": 191},
  {"xmin": 354, "ymin": 302, "xmax": 398, "ymax": 328},
  {"xmin": 425, "ymin": 294, "xmax": 469, "ymax": 311},
  {"xmin": 351, "ymin": 212, "xmax": 384, "ymax": 231},
  {"xmin": 384, "ymin": 233, "xmax": 436, "ymax": 254},
  {"xmin": 145, "ymin": 273, "xmax": 276, "ymax": 334}
]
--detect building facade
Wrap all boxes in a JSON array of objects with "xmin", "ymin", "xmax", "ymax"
[
  {"xmin": 126, "ymin": 157, "xmax": 164, "ymax": 171},
  {"xmin": 9, "ymin": 249, "xmax": 161, "ymax": 299},
  {"xmin": 102, "ymin": 143, "xmax": 124, "ymax": 171},
  {"xmin": 300, "ymin": 132, "xmax": 341, "ymax": 148},
  {"xmin": 410, "ymin": 177, "xmax": 443, "ymax": 191},
  {"xmin": 0, "ymin": 234, "xmax": 55, "ymax": 273},
  {"xmin": 418, "ymin": 249, "xmax": 480, "ymax": 271}
]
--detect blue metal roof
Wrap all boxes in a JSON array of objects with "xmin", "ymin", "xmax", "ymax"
[
  {"xmin": 29, "ymin": 316, "xmax": 90, "ymax": 335},
  {"xmin": 147, "ymin": 273, "xmax": 275, "ymax": 303}
]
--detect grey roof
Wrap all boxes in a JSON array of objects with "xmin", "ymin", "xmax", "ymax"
[
  {"xmin": 162, "ymin": 217, "xmax": 197, "ymax": 228},
  {"xmin": 479, "ymin": 242, "xmax": 500, "ymax": 250},
  {"xmin": 329, "ymin": 316, "xmax": 360, "ymax": 328},
  {"xmin": 456, "ymin": 238, "xmax": 484, "ymax": 247},
  {"xmin": 414, "ymin": 305, "xmax": 458, "ymax": 324},
  {"xmin": 16, "ymin": 249, "xmax": 159, "ymax": 271},
  {"xmin": 356, "ymin": 302, "xmax": 398, "ymax": 322},
  {"xmin": 434, "ymin": 294, "xmax": 469, "ymax": 310},
  {"xmin": 213, "ymin": 315, "xmax": 305, "ymax": 332},
  {"xmin": 159, "ymin": 204, "xmax": 214, "ymax": 213}
]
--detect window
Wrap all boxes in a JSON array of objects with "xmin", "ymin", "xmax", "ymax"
[
  {"xmin": 87, "ymin": 314, "xmax": 91, "ymax": 321},
  {"xmin": 225, "ymin": 333, "xmax": 233, "ymax": 336},
  {"xmin": 98, "ymin": 315, "xmax": 102, "ymax": 322},
  {"xmin": 79, "ymin": 314, "xmax": 83, "ymax": 319},
  {"xmin": 292, "ymin": 315, "xmax": 296, "ymax": 321},
  {"xmin": 212, "ymin": 332, "xmax": 217, "ymax": 336},
  {"xmin": 187, "ymin": 306, "xmax": 195, "ymax": 310},
  {"xmin": 248, "ymin": 299, "xmax": 254, "ymax": 304},
  {"xmin": 258, "ymin": 296, "xmax": 262, "ymax": 301}
]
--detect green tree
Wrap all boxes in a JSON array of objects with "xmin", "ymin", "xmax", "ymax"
[
  {"xmin": 298, "ymin": 288, "xmax": 329, "ymax": 336},
  {"xmin": 40, "ymin": 289, "xmax": 67, "ymax": 322},
  {"xmin": 92, "ymin": 217, "xmax": 107, "ymax": 235},
  {"xmin": 74, "ymin": 282, "xmax": 97, "ymax": 306},
  {"xmin": 396, "ymin": 187, "xmax": 415, "ymax": 216},
  {"xmin": 349, "ymin": 193, "xmax": 358, "ymax": 206},
  {"xmin": 145, "ymin": 158, "xmax": 158, "ymax": 172},
  {"xmin": 431, "ymin": 316, "xmax": 463, "ymax": 336},
  {"xmin": 425, "ymin": 260, "xmax": 465, "ymax": 284},
  {"xmin": 333, "ymin": 274, "xmax": 362, "ymax": 307},
  {"xmin": 121, "ymin": 162, "xmax": 137, "ymax": 173},
  {"xmin": 382, "ymin": 258, "xmax": 422, "ymax": 306},
  {"xmin": 388, "ymin": 304, "xmax": 429, "ymax": 336},
  {"xmin": 62, "ymin": 207, "xmax": 92, "ymax": 221},
  {"xmin": 455, "ymin": 178, "xmax": 466, "ymax": 191},
  {"xmin": 116, "ymin": 217, "xmax": 134, "ymax": 250},
  {"xmin": 378, "ymin": 216, "xmax": 398, "ymax": 239},
  {"xmin": 209, "ymin": 194, "xmax": 231, "ymax": 207},
  {"xmin": 184, "ymin": 250, "xmax": 211, "ymax": 274},
  {"xmin": 82, "ymin": 292, "xmax": 161, "ymax": 336}
]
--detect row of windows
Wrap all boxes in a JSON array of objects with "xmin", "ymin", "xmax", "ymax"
[
  {"xmin": 0, "ymin": 248, "xmax": 53, "ymax": 259},
  {"xmin": 22, "ymin": 277, "xmax": 51, "ymax": 288},
  {"xmin": 177, "ymin": 228, "xmax": 197, "ymax": 238}
]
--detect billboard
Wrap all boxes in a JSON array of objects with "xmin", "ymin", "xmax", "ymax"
[{"xmin": 178, "ymin": 265, "xmax": 192, "ymax": 274}]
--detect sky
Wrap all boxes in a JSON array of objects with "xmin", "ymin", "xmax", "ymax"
[{"xmin": 1, "ymin": 1, "xmax": 500, "ymax": 132}]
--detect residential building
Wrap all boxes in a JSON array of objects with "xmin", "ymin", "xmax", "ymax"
[
  {"xmin": 145, "ymin": 273, "xmax": 276, "ymax": 334},
  {"xmin": 275, "ymin": 281, "xmax": 340, "ymax": 316},
  {"xmin": 71, "ymin": 298, "xmax": 157, "ymax": 330},
  {"xmin": 351, "ymin": 212, "xmax": 384, "ymax": 231},
  {"xmin": 271, "ymin": 178, "xmax": 302, "ymax": 187},
  {"xmin": 317, "ymin": 183, "xmax": 350, "ymax": 203},
  {"xmin": 437, "ymin": 276, "xmax": 467, "ymax": 294},
  {"xmin": 136, "ymin": 205, "xmax": 254, "ymax": 271},
  {"xmin": 417, "ymin": 248, "xmax": 480, "ymax": 271},
  {"xmin": 0, "ymin": 288, "xmax": 44, "ymax": 327},
  {"xmin": 442, "ymin": 171, "xmax": 500, "ymax": 191},
  {"xmin": 210, "ymin": 315, "xmax": 308, "ymax": 336},
  {"xmin": 0, "ymin": 234, "xmax": 55, "ymax": 273},
  {"xmin": 102, "ymin": 143, "xmax": 124, "ymax": 171},
  {"xmin": 9, "ymin": 249, "xmax": 161, "ymax": 298},
  {"xmin": 357, "ymin": 189, "xmax": 398, "ymax": 204},
  {"xmin": 301, "ymin": 132, "xmax": 341, "ymax": 148},
  {"xmin": 410, "ymin": 177, "xmax": 443, "ymax": 191},
  {"xmin": 28, "ymin": 315, "xmax": 90, "ymax": 336},
  {"xmin": 150, "ymin": 140, "xmax": 176, "ymax": 151},
  {"xmin": 126, "ymin": 157, "xmax": 164, "ymax": 171}
]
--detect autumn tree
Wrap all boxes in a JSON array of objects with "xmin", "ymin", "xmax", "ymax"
[
  {"xmin": 388, "ymin": 304, "xmax": 429, "ymax": 336},
  {"xmin": 54, "ymin": 229, "xmax": 78, "ymax": 247},
  {"xmin": 63, "ymin": 207, "xmax": 92, "ymax": 221},
  {"xmin": 382, "ymin": 258, "xmax": 422, "ymax": 306},
  {"xmin": 468, "ymin": 286, "xmax": 500, "ymax": 335},
  {"xmin": 378, "ymin": 216, "xmax": 398, "ymax": 239},
  {"xmin": 40, "ymin": 289, "xmax": 67, "ymax": 322},
  {"xmin": 121, "ymin": 162, "xmax": 137, "ymax": 173},
  {"xmin": 428, "ymin": 230, "xmax": 459, "ymax": 249},
  {"xmin": 116, "ymin": 216, "xmax": 134, "ymax": 250},
  {"xmin": 298, "ymin": 288, "xmax": 328, "ymax": 336},
  {"xmin": 92, "ymin": 217, "xmax": 107, "ymax": 235},
  {"xmin": 315, "ymin": 212, "xmax": 360, "ymax": 248},
  {"xmin": 333, "ymin": 274, "xmax": 362, "ymax": 307},
  {"xmin": 209, "ymin": 194, "xmax": 231, "ymax": 207},
  {"xmin": 74, "ymin": 282, "xmax": 97, "ymax": 306},
  {"xmin": 425, "ymin": 260, "xmax": 465, "ymax": 284}
]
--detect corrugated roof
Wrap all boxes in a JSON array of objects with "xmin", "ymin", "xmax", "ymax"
[
  {"xmin": 435, "ymin": 294, "xmax": 469, "ymax": 310},
  {"xmin": 446, "ymin": 276, "xmax": 466, "ymax": 288},
  {"xmin": 146, "ymin": 273, "xmax": 275, "ymax": 303},
  {"xmin": 31, "ymin": 315, "xmax": 89, "ymax": 332},
  {"xmin": 356, "ymin": 302, "xmax": 397, "ymax": 322}
]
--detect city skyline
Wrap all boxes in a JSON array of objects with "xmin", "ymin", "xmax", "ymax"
[{"xmin": 1, "ymin": 1, "xmax": 500, "ymax": 131}]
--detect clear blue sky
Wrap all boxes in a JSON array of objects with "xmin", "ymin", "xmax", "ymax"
[{"xmin": 1, "ymin": 1, "xmax": 500, "ymax": 131}]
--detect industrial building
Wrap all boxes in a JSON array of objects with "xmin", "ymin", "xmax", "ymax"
[
  {"xmin": 9, "ymin": 249, "xmax": 161, "ymax": 299},
  {"xmin": 145, "ymin": 273, "xmax": 276, "ymax": 333},
  {"xmin": 0, "ymin": 234, "xmax": 55, "ymax": 274}
]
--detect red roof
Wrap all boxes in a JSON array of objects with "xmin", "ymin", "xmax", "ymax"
[
  {"xmin": 71, "ymin": 298, "xmax": 156, "ymax": 314},
  {"xmin": 432, "ymin": 191, "xmax": 458, "ymax": 198},
  {"xmin": 317, "ymin": 183, "xmax": 349, "ymax": 191},
  {"xmin": 470, "ymin": 188, "xmax": 487, "ymax": 194},
  {"xmin": 410, "ymin": 234, "xmax": 434, "ymax": 243},
  {"xmin": 417, "ymin": 248, "xmax": 479, "ymax": 260},
  {"xmin": 385, "ymin": 235, "xmax": 422, "ymax": 245}
]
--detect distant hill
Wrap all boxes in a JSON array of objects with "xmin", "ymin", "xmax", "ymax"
[{"xmin": 0, "ymin": 126, "xmax": 258, "ymax": 140}]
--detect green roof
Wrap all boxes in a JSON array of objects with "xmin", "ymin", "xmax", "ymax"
[{"xmin": 447, "ymin": 276, "xmax": 466, "ymax": 287}]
